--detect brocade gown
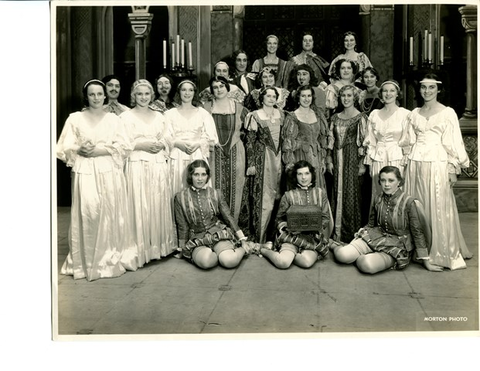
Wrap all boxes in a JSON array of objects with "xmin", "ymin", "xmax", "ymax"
[{"xmin": 328, "ymin": 112, "xmax": 368, "ymax": 243}]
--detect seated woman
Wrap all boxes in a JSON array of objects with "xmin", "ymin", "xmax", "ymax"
[
  {"xmin": 174, "ymin": 160, "xmax": 256, "ymax": 269},
  {"xmin": 331, "ymin": 165, "xmax": 442, "ymax": 274},
  {"xmin": 259, "ymin": 160, "xmax": 333, "ymax": 269}
]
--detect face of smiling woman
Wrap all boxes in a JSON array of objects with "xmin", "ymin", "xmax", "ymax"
[
  {"xmin": 344, "ymin": 34, "xmax": 356, "ymax": 51},
  {"xmin": 261, "ymin": 72, "xmax": 275, "ymax": 87},
  {"xmin": 87, "ymin": 84, "xmax": 105, "ymax": 109},
  {"xmin": 134, "ymin": 85, "xmax": 152, "ymax": 107},
  {"xmin": 299, "ymin": 89, "xmax": 313, "ymax": 108},
  {"xmin": 262, "ymin": 89, "xmax": 277, "ymax": 108},
  {"xmin": 192, "ymin": 167, "xmax": 208, "ymax": 189},
  {"xmin": 340, "ymin": 88, "xmax": 355, "ymax": 108},
  {"xmin": 363, "ymin": 71, "xmax": 377, "ymax": 88},
  {"xmin": 179, "ymin": 82, "xmax": 195, "ymax": 104},
  {"xmin": 340, "ymin": 62, "xmax": 353, "ymax": 80},
  {"xmin": 420, "ymin": 82, "xmax": 439, "ymax": 103},
  {"xmin": 381, "ymin": 83, "xmax": 398, "ymax": 105}
]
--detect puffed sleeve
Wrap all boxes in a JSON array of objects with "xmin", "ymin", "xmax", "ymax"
[
  {"xmin": 328, "ymin": 55, "xmax": 341, "ymax": 77},
  {"xmin": 281, "ymin": 112, "xmax": 300, "ymax": 168},
  {"xmin": 198, "ymin": 107, "xmax": 219, "ymax": 157},
  {"xmin": 363, "ymin": 110, "xmax": 378, "ymax": 165},
  {"xmin": 358, "ymin": 53, "xmax": 373, "ymax": 71},
  {"xmin": 325, "ymin": 84, "xmax": 338, "ymax": 110},
  {"xmin": 442, "ymin": 108, "xmax": 470, "ymax": 174},
  {"xmin": 156, "ymin": 112, "xmax": 173, "ymax": 155},
  {"xmin": 56, "ymin": 113, "xmax": 81, "ymax": 167}
]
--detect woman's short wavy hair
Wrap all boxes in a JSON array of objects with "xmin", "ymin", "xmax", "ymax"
[
  {"xmin": 361, "ymin": 67, "xmax": 380, "ymax": 83},
  {"xmin": 130, "ymin": 79, "xmax": 155, "ymax": 107},
  {"xmin": 338, "ymin": 84, "xmax": 360, "ymax": 102},
  {"xmin": 173, "ymin": 79, "xmax": 201, "ymax": 106},
  {"xmin": 259, "ymin": 85, "xmax": 279, "ymax": 104},
  {"xmin": 186, "ymin": 159, "xmax": 211, "ymax": 186},
  {"xmin": 294, "ymin": 84, "xmax": 316, "ymax": 107},
  {"xmin": 333, "ymin": 58, "xmax": 358, "ymax": 81}
]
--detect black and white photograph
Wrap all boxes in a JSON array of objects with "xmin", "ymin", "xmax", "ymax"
[{"xmin": 3, "ymin": 0, "xmax": 480, "ymax": 369}]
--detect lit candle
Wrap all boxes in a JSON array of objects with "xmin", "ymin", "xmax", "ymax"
[
  {"xmin": 424, "ymin": 29, "xmax": 428, "ymax": 62},
  {"xmin": 428, "ymin": 33, "xmax": 432, "ymax": 62},
  {"xmin": 409, "ymin": 36, "xmax": 414, "ymax": 65},
  {"xmin": 163, "ymin": 39, "xmax": 167, "ymax": 69},
  {"xmin": 176, "ymin": 34, "xmax": 180, "ymax": 66},
  {"xmin": 188, "ymin": 41, "xmax": 193, "ymax": 69},
  {"xmin": 440, "ymin": 35, "xmax": 444, "ymax": 65},
  {"xmin": 171, "ymin": 42, "xmax": 175, "ymax": 68},
  {"xmin": 181, "ymin": 39, "xmax": 185, "ymax": 68}
]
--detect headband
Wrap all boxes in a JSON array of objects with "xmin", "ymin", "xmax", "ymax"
[
  {"xmin": 380, "ymin": 80, "xmax": 401, "ymax": 91},
  {"xmin": 177, "ymin": 79, "xmax": 196, "ymax": 89},
  {"xmin": 83, "ymin": 79, "xmax": 105, "ymax": 89},
  {"xmin": 132, "ymin": 79, "xmax": 153, "ymax": 91},
  {"xmin": 420, "ymin": 78, "xmax": 442, "ymax": 84},
  {"xmin": 214, "ymin": 61, "xmax": 229, "ymax": 70}
]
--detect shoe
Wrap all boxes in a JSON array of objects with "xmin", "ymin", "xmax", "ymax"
[
  {"xmin": 315, "ymin": 242, "xmax": 329, "ymax": 258},
  {"xmin": 243, "ymin": 241, "xmax": 262, "ymax": 255}
]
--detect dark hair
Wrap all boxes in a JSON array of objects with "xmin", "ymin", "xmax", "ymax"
[
  {"xmin": 361, "ymin": 67, "xmax": 380, "ymax": 83},
  {"xmin": 101, "ymin": 74, "xmax": 121, "ymax": 85},
  {"xmin": 378, "ymin": 166, "xmax": 404, "ymax": 187},
  {"xmin": 259, "ymin": 85, "xmax": 279, "ymax": 104},
  {"xmin": 209, "ymin": 76, "xmax": 231, "ymax": 94},
  {"xmin": 154, "ymin": 74, "xmax": 175, "ymax": 98},
  {"xmin": 333, "ymin": 58, "xmax": 358, "ymax": 81},
  {"xmin": 290, "ymin": 160, "xmax": 317, "ymax": 188},
  {"xmin": 343, "ymin": 31, "xmax": 359, "ymax": 52},
  {"xmin": 257, "ymin": 67, "xmax": 277, "ymax": 88},
  {"xmin": 83, "ymin": 79, "xmax": 107, "ymax": 107},
  {"xmin": 288, "ymin": 63, "xmax": 319, "ymax": 91},
  {"xmin": 294, "ymin": 84, "xmax": 316, "ymax": 107},
  {"xmin": 186, "ymin": 160, "xmax": 210, "ymax": 186},
  {"xmin": 420, "ymin": 72, "xmax": 443, "ymax": 92}
]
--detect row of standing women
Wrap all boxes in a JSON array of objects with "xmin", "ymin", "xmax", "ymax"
[{"xmin": 57, "ymin": 34, "xmax": 472, "ymax": 280}]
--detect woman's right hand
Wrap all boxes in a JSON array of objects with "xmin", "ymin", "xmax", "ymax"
[
  {"xmin": 326, "ymin": 163, "xmax": 334, "ymax": 174},
  {"xmin": 78, "ymin": 142, "xmax": 95, "ymax": 157},
  {"xmin": 246, "ymin": 166, "xmax": 256, "ymax": 176},
  {"xmin": 423, "ymin": 260, "xmax": 444, "ymax": 272}
]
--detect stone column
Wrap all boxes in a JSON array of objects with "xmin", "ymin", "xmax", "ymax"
[
  {"xmin": 128, "ymin": 7, "xmax": 153, "ymax": 80},
  {"xmin": 459, "ymin": 5, "xmax": 477, "ymax": 119},
  {"xmin": 233, "ymin": 6, "xmax": 245, "ymax": 51}
]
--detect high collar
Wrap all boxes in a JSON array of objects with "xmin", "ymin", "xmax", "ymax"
[{"xmin": 296, "ymin": 183, "xmax": 313, "ymax": 190}]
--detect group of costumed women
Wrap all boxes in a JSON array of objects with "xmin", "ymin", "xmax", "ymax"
[{"xmin": 57, "ymin": 31, "xmax": 472, "ymax": 281}]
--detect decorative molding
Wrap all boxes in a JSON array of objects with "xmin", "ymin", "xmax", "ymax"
[
  {"xmin": 359, "ymin": 5, "xmax": 371, "ymax": 15},
  {"xmin": 459, "ymin": 5, "xmax": 478, "ymax": 32},
  {"xmin": 128, "ymin": 12, "xmax": 153, "ymax": 37},
  {"xmin": 131, "ymin": 6, "xmax": 149, "ymax": 13}
]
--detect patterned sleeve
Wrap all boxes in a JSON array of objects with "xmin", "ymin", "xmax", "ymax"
[
  {"xmin": 275, "ymin": 193, "xmax": 291, "ymax": 231},
  {"xmin": 174, "ymin": 193, "xmax": 189, "ymax": 248},
  {"xmin": 281, "ymin": 112, "xmax": 299, "ymax": 167},
  {"xmin": 356, "ymin": 113, "xmax": 368, "ymax": 157},
  {"xmin": 243, "ymin": 112, "xmax": 258, "ymax": 169},
  {"xmin": 442, "ymin": 108, "xmax": 470, "ymax": 174}
]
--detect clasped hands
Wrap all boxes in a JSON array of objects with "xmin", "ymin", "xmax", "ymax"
[
  {"xmin": 78, "ymin": 141, "xmax": 106, "ymax": 157},
  {"xmin": 176, "ymin": 140, "xmax": 201, "ymax": 155},
  {"xmin": 137, "ymin": 139, "xmax": 165, "ymax": 154}
]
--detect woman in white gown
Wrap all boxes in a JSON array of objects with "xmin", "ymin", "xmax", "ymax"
[
  {"xmin": 164, "ymin": 80, "xmax": 219, "ymax": 197},
  {"xmin": 120, "ymin": 80, "xmax": 176, "ymax": 267},
  {"xmin": 363, "ymin": 80, "xmax": 410, "ymax": 204},
  {"xmin": 56, "ymin": 79, "xmax": 138, "ymax": 281},
  {"xmin": 403, "ymin": 73, "xmax": 472, "ymax": 270}
]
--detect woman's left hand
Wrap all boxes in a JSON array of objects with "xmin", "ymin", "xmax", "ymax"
[
  {"xmin": 423, "ymin": 260, "xmax": 444, "ymax": 272},
  {"xmin": 448, "ymin": 173, "xmax": 457, "ymax": 188},
  {"xmin": 358, "ymin": 164, "xmax": 366, "ymax": 176},
  {"xmin": 185, "ymin": 142, "xmax": 200, "ymax": 154}
]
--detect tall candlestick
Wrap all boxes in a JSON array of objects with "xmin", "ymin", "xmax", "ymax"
[
  {"xmin": 171, "ymin": 42, "xmax": 175, "ymax": 69},
  {"xmin": 181, "ymin": 39, "xmax": 185, "ymax": 68},
  {"xmin": 440, "ymin": 35, "xmax": 444, "ymax": 65},
  {"xmin": 188, "ymin": 41, "xmax": 193, "ymax": 69},
  {"xmin": 409, "ymin": 36, "xmax": 414, "ymax": 65},
  {"xmin": 428, "ymin": 33, "xmax": 432, "ymax": 62},
  {"xmin": 163, "ymin": 39, "xmax": 167, "ymax": 69},
  {"xmin": 176, "ymin": 34, "xmax": 180, "ymax": 66},
  {"xmin": 424, "ymin": 29, "xmax": 428, "ymax": 63}
]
